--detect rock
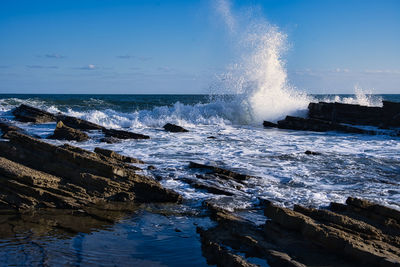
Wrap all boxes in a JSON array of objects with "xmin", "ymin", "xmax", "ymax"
[
  {"xmin": 207, "ymin": 136, "xmax": 217, "ymax": 139},
  {"xmin": 0, "ymin": 131, "xmax": 181, "ymax": 210},
  {"xmin": 0, "ymin": 119, "xmax": 39, "ymax": 139},
  {"xmin": 12, "ymin": 104, "xmax": 56, "ymax": 123},
  {"xmin": 263, "ymin": 121, "xmax": 278, "ymax": 128},
  {"xmin": 181, "ymin": 178, "xmax": 234, "ymax": 196},
  {"xmin": 94, "ymin": 147, "xmax": 144, "ymax": 164},
  {"xmin": 100, "ymin": 137, "xmax": 121, "ymax": 144},
  {"xmin": 147, "ymin": 165, "xmax": 156, "ymax": 170},
  {"xmin": 189, "ymin": 162, "xmax": 251, "ymax": 182},
  {"xmin": 304, "ymin": 150, "xmax": 321, "ymax": 155},
  {"xmin": 48, "ymin": 121, "xmax": 90, "ymax": 142},
  {"xmin": 163, "ymin": 123, "xmax": 189, "ymax": 133},
  {"xmin": 277, "ymin": 116, "xmax": 372, "ymax": 134},
  {"xmin": 102, "ymin": 128, "xmax": 150, "ymax": 140},
  {"xmin": 56, "ymin": 114, "xmax": 104, "ymax": 130}
]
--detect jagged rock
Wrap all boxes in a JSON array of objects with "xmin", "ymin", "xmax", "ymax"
[
  {"xmin": 264, "ymin": 199, "xmax": 400, "ymax": 266},
  {"xmin": 189, "ymin": 162, "xmax": 251, "ymax": 182},
  {"xmin": 163, "ymin": 123, "xmax": 189, "ymax": 133},
  {"xmin": 0, "ymin": 131, "xmax": 181, "ymax": 210},
  {"xmin": 56, "ymin": 114, "xmax": 104, "ymax": 130},
  {"xmin": 181, "ymin": 178, "xmax": 234, "ymax": 196},
  {"xmin": 277, "ymin": 116, "xmax": 372, "ymax": 134},
  {"xmin": 12, "ymin": 104, "xmax": 56, "ymax": 123},
  {"xmin": 263, "ymin": 121, "xmax": 278, "ymax": 128},
  {"xmin": 0, "ymin": 119, "xmax": 39, "ymax": 139},
  {"xmin": 48, "ymin": 121, "xmax": 89, "ymax": 142},
  {"xmin": 102, "ymin": 128, "xmax": 150, "ymax": 140},
  {"xmin": 304, "ymin": 150, "xmax": 321, "ymax": 155},
  {"xmin": 94, "ymin": 147, "xmax": 144, "ymax": 164}
]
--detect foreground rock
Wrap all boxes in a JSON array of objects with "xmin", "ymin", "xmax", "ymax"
[
  {"xmin": 189, "ymin": 162, "xmax": 252, "ymax": 182},
  {"xmin": 0, "ymin": 131, "xmax": 181, "ymax": 210},
  {"xmin": 163, "ymin": 123, "xmax": 189, "ymax": 133},
  {"xmin": 48, "ymin": 121, "xmax": 89, "ymax": 142},
  {"xmin": 102, "ymin": 128, "xmax": 150, "ymax": 140},
  {"xmin": 198, "ymin": 197, "xmax": 400, "ymax": 267}
]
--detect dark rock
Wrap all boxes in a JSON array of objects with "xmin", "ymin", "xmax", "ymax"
[
  {"xmin": 163, "ymin": 123, "xmax": 189, "ymax": 133},
  {"xmin": 207, "ymin": 136, "xmax": 217, "ymax": 139},
  {"xmin": 304, "ymin": 150, "xmax": 321, "ymax": 155},
  {"xmin": 56, "ymin": 114, "xmax": 104, "ymax": 130},
  {"xmin": 0, "ymin": 119, "xmax": 40, "ymax": 139},
  {"xmin": 48, "ymin": 121, "xmax": 89, "ymax": 142},
  {"xmin": 0, "ymin": 131, "xmax": 181, "ymax": 210},
  {"xmin": 277, "ymin": 116, "xmax": 372, "ymax": 134},
  {"xmin": 12, "ymin": 104, "xmax": 56, "ymax": 123},
  {"xmin": 263, "ymin": 121, "xmax": 278, "ymax": 128},
  {"xmin": 181, "ymin": 178, "xmax": 234, "ymax": 196},
  {"xmin": 102, "ymin": 128, "xmax": 150, "ymax": 140},
  {"xmin": 100, "ymin": 137, "xmax": 121, "ymax": 144},
  {"xmin": 147, "ymin": 165, "xmax": 156, "ymax": 170},
  {"xmin": 189, "ymin": 162, "xmax": 251, "ymax": 182},
  {"xmin": 94, "ymin": 147, "xmax": 144, "ymax": 164}
]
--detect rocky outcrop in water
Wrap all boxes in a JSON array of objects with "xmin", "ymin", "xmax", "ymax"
[
  {"xmin": 163, "ymin": 123, "xmax": 189, "ymax": 133},
  {"xmin": 198, "ymin": 197, "xmax": 400, "ymax": 267},
  {"xmin": 264, "ymin": 101, "xmax": 400, "ymax": 135},
  {"xmin": 189, "ymin": 162, "xmax": 251, "ymax": 182},
  {"xmin": 0, "ymin": 119, "xmax": 38, "ymax": 138},
  {"xmin": 0, "ymin": 131, "xmax": 181, "ymax": 210},
  {"xmin": 48, "ymin": 121, "xmax": 89, "ymax": 142},
  {"xmin": 12, "ymin": 104, "xmax": 57, "ymax": 123},
  {"xmin": 11, "ymin": 104, "xmax": 150, "ymax": 141}
]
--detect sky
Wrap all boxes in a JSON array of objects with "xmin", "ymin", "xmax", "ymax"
[{"xmin": 0, "ymin": 0, "xmax": 399, "ymax": 94}]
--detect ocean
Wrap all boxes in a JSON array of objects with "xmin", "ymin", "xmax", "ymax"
[{"xmin": 0, "ymin": 93, "xmax": 399, "ymax": 266}]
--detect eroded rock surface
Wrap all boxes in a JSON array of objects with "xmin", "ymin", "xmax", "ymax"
[
  {"xmin": 12, "ymin": 104, "xmax": 56, "ymax": 123},
  {"xmin": 189, "ymin": 162, "xmax": 251, "ymax": 182},
  {"xmin": 48, "ymin": 121, "xmax": 89, "ymax": 142},
  {"xmin": 198, "ymin": 197, "xmax": 400, "ymax": 267},
  {"xmin": 0, "ymin": 131, "xmax": 181, "ymax": 210}
]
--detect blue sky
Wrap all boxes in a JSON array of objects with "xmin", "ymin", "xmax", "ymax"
[{"xmin": 0, "ymin": 0, "xmax": 399, "ymax": 94}]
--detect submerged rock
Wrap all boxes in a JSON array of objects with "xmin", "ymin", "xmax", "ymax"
[
  {"xmin": 304, "ymin": 150, "xmax": 321, "ymax": 155},
  {"xmin": 12, "ymin": 104, "xmax": 56, "ymax": 123},
  {"xmin": 48, "ymin": 121, "xmax": 90, "ymax": 142},
  {"xmin": 189, "ymin": 162, "xmax": 251, "ymax": 182},
  {"xmin": 163, "ymin": 123, "xmax": 189, "ymax": 133},
  {"xmin": 0, "ymin": 131, "xmax": 181, "ymax": 210}
]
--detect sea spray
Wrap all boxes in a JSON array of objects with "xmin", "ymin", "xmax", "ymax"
[{"xmin": 213, "ymin": 0, "xmax": 311, "ymax": 123}]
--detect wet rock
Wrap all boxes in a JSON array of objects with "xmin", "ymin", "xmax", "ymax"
[
  {"xmin": 56, "ymin": 114, "xmax": 104, "ymax": 130},
  {"xmin": 100, "ymin": 137, "xmax": 121, "ymax": 144},
  {"xmin": 163, "ymin": 123, "xmax": 189, "ymax": 133},
  {"xmin": 12, "ymin": 104, "xmax": 56, "ymax": 123},
  {"xmin": 0, "ymin": 119, "xmax": 39, "ymax": 138},
  {"xmin": 304, "ymin": 150, "xmax": 321, "ymax": 155},
  {"xmin": 48, "ymin": 121, "xmax": 89, "ymax": 142},
  {"xmin": 277, "ymin": 116, "xmax": 372, "ymax": 134},
  {"xmin": 94, "ymin": 147, "xmax": 144, "ymax": 164},
  {"xmin": 207, "ymin": 136, "xmax": 217, "ymax": 139},
  {"xmin": 102, "ymin": 128, "xmax": 150, "ymax": 140},
  {"xmin": 0, "ymin": 131, "xmax": 181, "ymax": 210},
  {"xmin": 147, "ymin": 165, "xmax": 156, "ymax": 170},
  {"xmin": 189, "ymin": 162, "xmax": 251, "ymax": 182},
  {"xmin": 263, "ymin": 121, "xmax": 278, "ymax": 128},
  {"xmin": 181, "ymin": 178, "xmax": 234, "ymax": 196}
]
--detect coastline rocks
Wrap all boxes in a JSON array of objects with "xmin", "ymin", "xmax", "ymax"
[
  {"xmin": 0, "ymin": 131, "xmax": 181, "ymax": 210},
  {"xmin": 199, "ymin": 197, "xmax": 400, "ymax": 267},
  {"xmin": 304, "ymin": 150, "xmax": 321, "ymax": 155},
  {"xmin": 94, "ymin": 147, "xmax": 145, "ymax": 164},
  {"xmin": 12, "ymin": 104, "xmax": 56, "ymax": 123},
  {"xmin": 102, "ymin": 128, "xmax": 150, "ymax": 140},
  {"xmin": 163, "ymin": 123, "xmax": 189, "ymax": 133},
  {"xmin": 277, "ymin": 116, "xmax": 372, "ymax": 134},
  {"xmin": 189, "ymin": 162, "xmax": 251, "ymax": 182},
  {"xmin": 56, "ymin": 114, "xmax": 104, "ymax": 130},
  {"xmin": 0, "ymin": 119, "xmax": 38, "ymax": 138},
  {"xmin": 48, "ymin": 121, "xmax": 89, "ymax": 142},
  {"xmin": 263, "ymin": 121, "xmax": 278, "ymax": 128}
]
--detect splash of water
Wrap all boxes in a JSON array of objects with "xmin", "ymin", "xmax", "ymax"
[{"xmin": 213, "ymin": 0, "xmax": 311, "ymax": 123}]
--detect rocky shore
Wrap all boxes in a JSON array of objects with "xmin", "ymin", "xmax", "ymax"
[
  {"xmin": 0, "ymin": 103, "xmax": 399, "ymax": 266},
  {"xmin": 264, "ymin": 100, "xmax": 400, "ymax": 136}
]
